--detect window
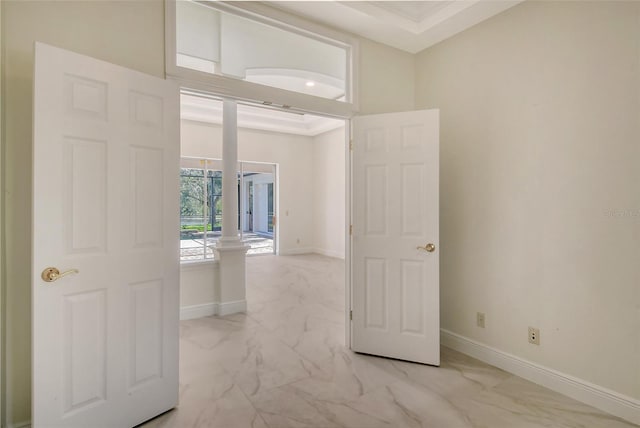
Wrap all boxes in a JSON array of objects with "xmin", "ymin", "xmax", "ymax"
[
  {"xmin": 180, "ymin": 157, "xmax": 277, "ymax": 262},
  {"xmin": 167, "ymin": 0, "xmax": 358, "ymax": 117},
  {"xmin": 179, "ymin": 158, "xmax": 223, "ymax": 261},
  {"xmin": 267, "ymin": 183, "xmax": 274, "ymax": 233}
]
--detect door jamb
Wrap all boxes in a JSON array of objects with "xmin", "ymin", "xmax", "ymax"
[
  {"xmin": 178, "ymin": 86, "xmax": 354, "ymax": 348},
  {"xmin": 345, "ymin": 120, "xmax": 352, "ymax": 349}
]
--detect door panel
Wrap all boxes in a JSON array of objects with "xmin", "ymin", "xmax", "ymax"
[
  {"xmin": 65, "ymin": 137, "xmax": 108, "ymax": 253},
  {"xmin": 128, "ymin": 279, "xmax": 164, "ymax": 389},
  {"xmin": 33, "ymin": 43, "xmax": 179, "ymax": 427},
  {"xmin": 364, "ymin": 257, "xmax": 387, "ymax": 329},
  {"xmin": 352, "ymin": 110, "xmax": 439, "ymax": 365},
  {"xmin": 63, "ymin": 290, "xmax": 107, "ymax": 414}
]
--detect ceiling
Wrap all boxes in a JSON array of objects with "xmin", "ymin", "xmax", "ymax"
[
  {"xmin": 181, "ymin": 94, "xmax": 345, "ymax": 137},
  {"xmin": 267, "ymin": 1, "xmax": 523, "ymax": 54}
]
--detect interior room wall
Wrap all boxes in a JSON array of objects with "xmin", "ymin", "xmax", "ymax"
[
  {"xmin": 358, "ymin": 37, "xmax": 416, "ymax": 115},
  {"xmin": 312, "ymin": 127, "xmax": 346, "ymax": 259},
  {"xmin": 180, "ymin": 262, "xmax": 219, "ymax": 313},
  {"xmin": 1, "ymin": 1, "xmax": 165, "ymax": 425},
  {"xmin": 415, "ymin": 0, "xmax": 640, "ymax": 401}
]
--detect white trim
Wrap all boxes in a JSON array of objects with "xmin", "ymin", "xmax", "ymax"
[
  {"xmin": 311, "ymin": 248, "xmax": 345, "ymax": 260},
  {"xmin": 441, "ymin": 329, "xmax": 640, "ymax": 426},
  {"xmin": 279, "ymin": 247, "xmax": 314, "ymax": 256},
  {"xmin": 217, "ymin": 300, "xmax": 246, "ymax": 316},
  {"xmin": 164, "ymin": 0, "xmax": 358, "ymax": 118},
  {"xmin": 180, "ymin": 300, "xmax": 247, "ymax": 320},
  {"xmin": 180, "ymin": 259, "xmax": 218, "ymax": 272},
  {"xmin": 345, "ymin": 121, "xmax": 352, "ymax": 350},
  {"xmin": 0, "ymin": 2, "xmax": 5, "ymax": 423},
  {"xmin": 7, "ymin": 420, "xmax": 31, "ymax": 428},
  {"xmin": 180, "ymin": 303, "xmax": 217, "ymax": 320},
  {"xmin": 204, "ymin": 0, "xmax": 359, "ymax": 112}
]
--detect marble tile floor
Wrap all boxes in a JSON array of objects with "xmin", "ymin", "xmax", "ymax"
[{"xmin": 141, "ymin": 254, "xmax": 637, "ymax": 428}]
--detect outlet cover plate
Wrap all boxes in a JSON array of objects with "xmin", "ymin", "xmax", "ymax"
[
  {"xmin": 477, "ymin": 312, "xmax": 486, "ymax": 328},
  {"xmin": 528, "ymin": 327, "xmax": 540, "ymax": 345}
]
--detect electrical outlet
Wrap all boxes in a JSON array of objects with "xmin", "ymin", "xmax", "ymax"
[
  {"xmin": 476, "ymin": 312, "xmax": 485, "ymax": 328},
  {"xmin": 528, "ymin": 327, "xmax": 540, "ymax": 345}
]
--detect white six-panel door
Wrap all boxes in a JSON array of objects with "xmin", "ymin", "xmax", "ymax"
[
  {"xmin": 352, "ymin": 110, "xmax": 440, "ymax": 365},
  {"xmin": 32, "ymin": 43, "xmax": 179, "ymax": 427}
]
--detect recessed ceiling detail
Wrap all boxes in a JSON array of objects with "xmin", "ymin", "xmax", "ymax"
[
  {"xmin": 245, "ymin": 68, "xmax": 345, "ymax": 100},
  {"xmin": 373, "ymin": 1, "xmax": 451, "ymax": 23},
  {"xmin": 269, "ymin": 1, "xmax": 523, "ymax": 54},
  {"xmin": 180, "ymin": 94, "xmax": 344, "ymax": 137}
]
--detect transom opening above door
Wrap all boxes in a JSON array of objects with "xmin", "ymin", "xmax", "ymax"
[{"xmin": 166, "ymin": 0, "xmax": 358, "ymax": 118}]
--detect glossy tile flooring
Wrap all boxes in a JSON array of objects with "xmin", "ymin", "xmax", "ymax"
[{"xmin": 142, "ymin": 254, "xmax": 637, "ymax": 428}]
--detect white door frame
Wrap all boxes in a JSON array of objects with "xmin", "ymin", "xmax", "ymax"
[
  {"xmin": 177, "ymin": 85, "xmax": 354, "ymax": 345},
  {"xmin": 345, "ymin": 121, "xmax": 352, "ymax": 348}
]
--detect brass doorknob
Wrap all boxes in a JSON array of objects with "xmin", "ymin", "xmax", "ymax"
[
  {"xmin": 41, "ymin": 267, "xmax": 79, "ymax": 282},
  {"xmin": 417, "ymin": 243, "xmax": 436, "ymax": 253}
]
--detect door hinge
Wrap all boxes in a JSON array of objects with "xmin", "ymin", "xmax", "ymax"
[
  {"xmin": 349, "ymin": 225, "xmax": 353, "ymax": 235},
  {"xmin": 349, "ymin": 140, "xmax": 353, "ymax": 151},
  {"xmin": 350, "ymin": 310, "xmax": 353, "ymax": 321}
]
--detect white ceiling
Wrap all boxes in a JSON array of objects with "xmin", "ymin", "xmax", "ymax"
[
  {"xmin": 181, "ymin": 94, "xmax": 345, "ymax": 137},
  {"xmin": 267, "ymin": 1, "xmax": 523, "ymax": 54}
]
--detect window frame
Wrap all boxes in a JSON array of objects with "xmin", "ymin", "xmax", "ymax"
[
  {"xmin": 165, "ymin": 0, "xmax": 359, "ymax": 119},
  {"xmin": 179, "ymin": 159, "xmax": 223, "ymax": 263},
  {"xmin": 179, "ymin": 156, "xmax": 278, "ymax": 264}
]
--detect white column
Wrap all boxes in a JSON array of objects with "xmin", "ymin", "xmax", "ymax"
[
  {"xmin": 220, "ymin": 98, "xmax": 240, "ymax": 244},
  {"xmin": 215, "ymin": 99, "xmax": 249, "ymax": 316}
]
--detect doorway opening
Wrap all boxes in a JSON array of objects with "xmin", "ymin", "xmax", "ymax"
[
  {"xmin": 179, "ymin": 92, "xmax": 346, "ymax": 261},
  {"xmin": 240, "ymin": 162, "xmax": 276, "ymax": 255}
]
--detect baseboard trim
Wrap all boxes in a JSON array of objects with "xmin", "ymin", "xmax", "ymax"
[
  {"xmin": 217, "ymin": 300, "xmax": 247, "ymax": 316},
  {"xmin": 441, "ymin": 329, "xmax": 640, "ymax": 425},
  {"xmin": 180, "ymin": 303, "xmax": 217, "ymax": 320},
  {"xmin": 311, "ymin": 248, "xmax": 345, "ymax": 259},
  {"xmin": 279, "ymin": 248, "xmax": 314, "ymax": 256},
  {"xmin": 180, "ymin": 300, "xmax": 247, "ymax": 320},
  {"xmin": 8, "ymin": 420, "xmax": 31, "ymax": 428}
]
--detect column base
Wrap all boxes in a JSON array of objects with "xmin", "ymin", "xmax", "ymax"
[
  {"xmin": 214, "ymin": 240, "xmax": 250, "ymax": 316},
  {"xmin": 216, "ymin": 236, "xmax": 247, "ymax": 249}
]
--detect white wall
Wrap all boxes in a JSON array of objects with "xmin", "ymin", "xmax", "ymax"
[
  {"xmin": 180, "ymin": 262, "xmax": 218, "ymax": 311},
  {"xmin": 416, "ymin": 1, "xmax": 640, "ymax": 401},
  {"xmin": 358, "ymin": 37, "xmax": 416, "ymax": 115},
  {"xmin": 312, "ymin": 127, "xmax": 346, "ymax": 259}
]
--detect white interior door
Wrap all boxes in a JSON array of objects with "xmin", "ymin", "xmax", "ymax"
[
  {"xmin": 351, "ymin": 110, "xmax": 440, "ymax": 365},
  {"xmin": 32, "ymin": 43, "xmax": 179, "ymax": 427}
]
